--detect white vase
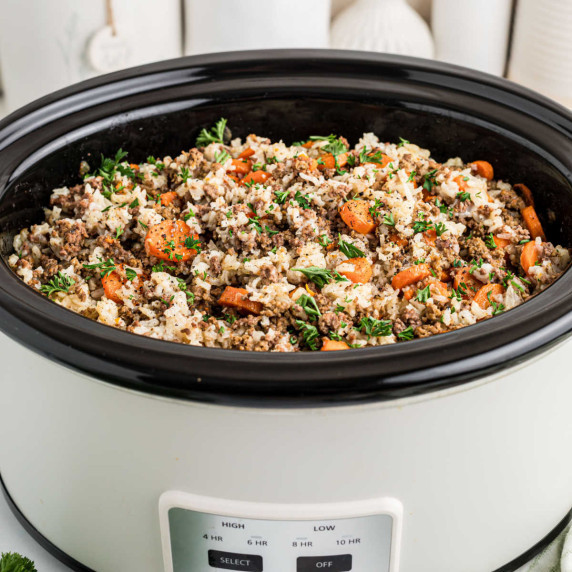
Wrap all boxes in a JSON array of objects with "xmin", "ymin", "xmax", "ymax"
[
  {"xmin": 432, "ymin": 0, "xmax": 512, "ymax": 76},
  {"xmin": 184, "ymin": 0, "xmax": 331, "ymax": 55},
  {"xmin": 0, "ymin": 0, "xmax": 182, "ymax": 112},
  {"xmin": 330, "ymin": 0, "xmax": 434, "ymax": 59},
  {"xmin": 508, "ymin": 0, "xmax": 572, "ymax": 108}
]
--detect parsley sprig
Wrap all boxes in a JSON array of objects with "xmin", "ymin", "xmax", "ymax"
[
  {"xmin": 196, "ymin": 118, "xmax": 228, "ymax": 147},
  {"xmin": 40, "ymin": 272, "xmax": 75, "ymax": 296},
  {"xmin": 338, "ymin": 237, "xmax": 365, "ymax": 258},
  {"xmin": 295, "ymin": 320, "xmax": 320, "ymax": 350},
  {"xmin": 357, "ymin": 316, "xmax": 392, "ymax": 338},
  {"xmin": 83, "ymin": 257, "xmax": 117, "ymax": 277}
]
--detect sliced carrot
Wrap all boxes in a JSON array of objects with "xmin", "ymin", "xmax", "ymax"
[
  {"xmin": 321, "ymin": 338, "xmax": 350, "ymax": 351},
  {"xmin": 388, "ymin": 233, "xmax": 408, "ymax": 248},
  {"xmin": 492, "ymin": 235, "xmax": 511, "ymax": 249},
  {"xmin": 471, "ymin": 161, "xmax": 494, "ymax": 180},
  {"xmin": 129, "ymin": 163, "xmax": 140, "ymax": 170},
  {"xmin": 424, "ymin": 229, "xmax": 437, "ymax": 245},
  {"xmin": 238, "ymin": 148, "xmax": 255, "ymax": 159},
  {"xmin": 521, "ymin": 205, "xmax": 546, "ymax": 241},
  {"xmin": 339, "ymin": 199, "xmax": 376, "ymax": 234},
  {"xmin": 241, "ymin": 170, "xmax": 271, "ymax": 186},
  {"xmin": 302, "ymin": 141, "xmax": 314, "ymax": 148},
  {"xmin": 160, "ymin": 191, "xmax": 178, "ymax": 206},
  {"xmin": 298, "ymin": 154, "xmax": 319, "ymax": 171},
  {"xmin": 218, "ymin": 286, "xmax": 262, "ymax": 315},
  {"xmin": 336, "ymin": 257, "xmax": 373, "ymax": 284},
  {"xmin": 392, "ymin": 263, "xmax": 431, "ymax": 291},
  {"xmin": 318, "ymin": 153, "xmax": 348, "ymax": 170},
  {"xmin": 230, "ymin": 158, "xmax": 252, "ymax": 175},
  {"xmin": 514, "ymin": 183, "xmax": 535, "ymax": 207},
  {"xmin": 520, "ymin": 240, "xmax": 541, "ymax": 275},
  {"xmin": 454, "ymin": 175, "xmax": 469, "ymax": 191},
  {"xmin": 474, "ymin": 283, "xmax": 505, "ymax": 310},
  {"xmin": 403, "ymin": 288, "xmax": 414, "ymax": 300},
  {"xmin": 101, "ymin": 264, "xmax": 143, "ymax": 304},
  {"xmin": 101, "ymin": 270, "xmax": 125, "ymax": 304},
  {"xmin": 228, "ymin": 174, "xmax": 240, "ymax": 183},
  {"xmin": 363, "ymin": 153, "xmax": 392, "ymax": 168},
  {"xmin": 429, "ymin": 279, "xmax": 449, "ymax": 298},
  {"xmin": 453, "ymin": 268, "xmax": 482, "ymax": 298},
  {"xmin": 144, "ymin": 219, "xmax": 199, "ymax": 262}
]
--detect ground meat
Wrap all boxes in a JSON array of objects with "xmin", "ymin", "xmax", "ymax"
[
  {"xmin": 50, "ymin": 219, "xmax": 88, "ymax": 261},
  {"xmin": 318, "ymin": 312, "xmax": 341, "ymax": 335}
]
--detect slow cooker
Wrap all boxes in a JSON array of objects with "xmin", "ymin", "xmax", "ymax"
[{"xmin": 0, "ymin": 51, "xmax": 571, "ymax": 572}]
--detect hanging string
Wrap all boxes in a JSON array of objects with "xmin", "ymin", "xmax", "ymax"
[{"xmin": 106, "ymin": 0, "xmax": 116, "ymax": 36}]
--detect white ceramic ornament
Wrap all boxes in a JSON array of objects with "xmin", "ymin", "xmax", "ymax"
[
  {"xmin": 330, "ymin": 0, "xmax": 434, "ymax": 59},
  {"xmin": 87, "ymin": 26, "xmax": 130, "ymax": 73}
]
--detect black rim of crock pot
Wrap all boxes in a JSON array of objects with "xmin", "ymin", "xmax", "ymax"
[
  {"xmin": 1, "ymin": 474, "xmax": 570, "ymax": 572},
  {"xmin": 0, "ymin": 50, "xmax": 571, "ymax": 407}
]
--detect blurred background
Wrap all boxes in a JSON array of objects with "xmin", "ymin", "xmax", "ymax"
[{"xmin": 0, "ymin": 0, "xmax": 570, "ymax": 114}]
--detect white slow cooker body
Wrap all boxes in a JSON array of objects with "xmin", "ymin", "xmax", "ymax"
[{"xmin": 1, "ymin": 332, "xmax": 571, "ymax": 572}]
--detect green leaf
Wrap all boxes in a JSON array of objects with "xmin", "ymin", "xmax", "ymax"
[
  {"xmin": 196, "ymin": 118, "xmax": 228, "ymax": 147},
  {"xmin": 0, "ymin": 551, "xmax": 37, "ymax": 572}
]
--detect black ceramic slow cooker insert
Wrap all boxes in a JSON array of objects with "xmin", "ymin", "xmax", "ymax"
[{"xmin": 0, "ymin": 50, "xmax": 571, "ymax": 407}]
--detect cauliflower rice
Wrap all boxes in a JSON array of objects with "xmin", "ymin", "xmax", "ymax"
[{"xmin": 8, "ymin": 119, "xmax": 570, "ymax": 352}]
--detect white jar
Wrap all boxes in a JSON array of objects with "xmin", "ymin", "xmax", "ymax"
[
  {"xmin": 184, "ymin": 0, "xmax": 331, "ymax": 55},
  {"xmin": 508, "ymin": 0, "xmax": 572, "ymax": 108},
  {"xmin": 431, "ymin": 0, "xmax": 512, "ymax": 76},
  {"xmin": 0, "ymin": 0, "xmax": 182, "ymax": 112}
]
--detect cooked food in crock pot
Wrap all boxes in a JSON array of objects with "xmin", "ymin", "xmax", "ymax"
[{"xmin": 8, "ymin": 119, "xmax": 570, "ymax": 351}]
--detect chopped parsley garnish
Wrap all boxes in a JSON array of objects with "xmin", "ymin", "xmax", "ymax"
[
  {"xmin": 397, "ymin": 326, "xmax": 415, "ymax": 341},
  {"xmin": 294, "ymin": 190, "xmax": 311, "ymax": 209},
  {"xmin": 338, "ymin": 237, "xmax": 365, "ymax": 258},
  {"xmin": 359, "ymin": 146, "xmax": 382, "ymax": 165},
  {"xmin": 383, "ymin": 212, "xmax": 395, "ymax": 226},
  {"xmin": 125, "ymin": 268, "xmax": 137, "ymax": 282},
  {"xmin": 357, "ymin": 316, "xmax": 392, "ymax": 338},
  {"xmin": 275, "ymin": 189, "xmax": 290, "ymax": 204},
  {"xmin": 214, "ymin": 149, "xmax": 230, "ymax": 164},
  {"xmin": 196, "ymin": 118, "xmax": 228, "ymax": 147},
  {"xmin": 456, "ymin": 191, "xmax": 471, "ymax": 202},
  {"xmin": 422, "ymin": 169, "xmax": 438, "ymax": 193},
  {"xmin": 291, "ymin": 266, "xmax": 332, "ymax": 288},
  {"xmin": 296, "ymin": 293, "xmax": 321, "ymax": 319},
  {"xmin": 83, "ymin": 257, "xmax": 116, "ymax": 277},
  {"xmin": 152, "ymin": 260, "xmax": 176, "ymax": 273},
  {"xmin": 295, "ymin": 320, "xmax": 320, "ymax": 350},
  {"xmin": 138, "ymin": 220, "xmax": 148, "ymax": 229},
  {"xmin": 179, "ymin": 167, "xmax": 192, "ymax": 183},
  {"xmin": 434, "ymin": 222, "xmax": 447, "ymax": 237},
  {"xmin": 407, "ymin": 171, "xmax": 416, "ymax": 182},
  {"xmin": 129, "ymin": 198, "xmax": 139, "ymax": 208},
  {"xmin": 147, "ymin": 156, "xmax": 165, "ymax": 170},
  {"xmin": 485, "ymin": 233, "xmax": 497, "ymax": 249},
  {"xmin": 369, "ymin": 198, "xmax": 384, "ymax": 218},
  {"xmin": 318, "ymin": 234, "xmax": 333, "ymax": 248},
  {"xmin": 40, "ymin": 272, "xmax": 75, "ymax": 296},
  {"xmin": 183, "ymin": 210, "xmax": 195, "ymax": 221},
  {"xmin": 488, "ymin": 291, "xmax": 505, "ymax": 315},
  {"xmin": 413, "ymin": 219, "xmax": 432, "ymax": 234},
  {"xmin": 398, "ymin": 137, "xmax": 410, "ymax": 147},
  {"xmin": 184, "ymin": 236, "xmax": 202, "ymax": 252},
  {"xmin": 115, "ymin": 227, "xmax": 123, "ymax": 240},
  {"xmin": 415, "ymin": 285, "xmax": 431, "ymax": 303}
]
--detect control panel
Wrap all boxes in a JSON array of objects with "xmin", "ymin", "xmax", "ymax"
[{"xmin": 160, "ymin": 492, "xmax": 402, "ymax": 572}]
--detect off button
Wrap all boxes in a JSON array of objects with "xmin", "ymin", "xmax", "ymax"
[
  {"xmin": 297, "ymin": 555, "xmax": 352, "ymax": 571},
  {"xmin": 208, "ymin": 549, "xmax": 263, "ymax": 571}
]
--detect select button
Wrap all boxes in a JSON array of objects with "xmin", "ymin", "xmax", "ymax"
[
  {"xmin": 208, "ymin": 549, "xmax": 263, "ymax": 571},
  {"xmin": 297, "ymin": 554, "xmax": 352, "ymax": 571}
]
